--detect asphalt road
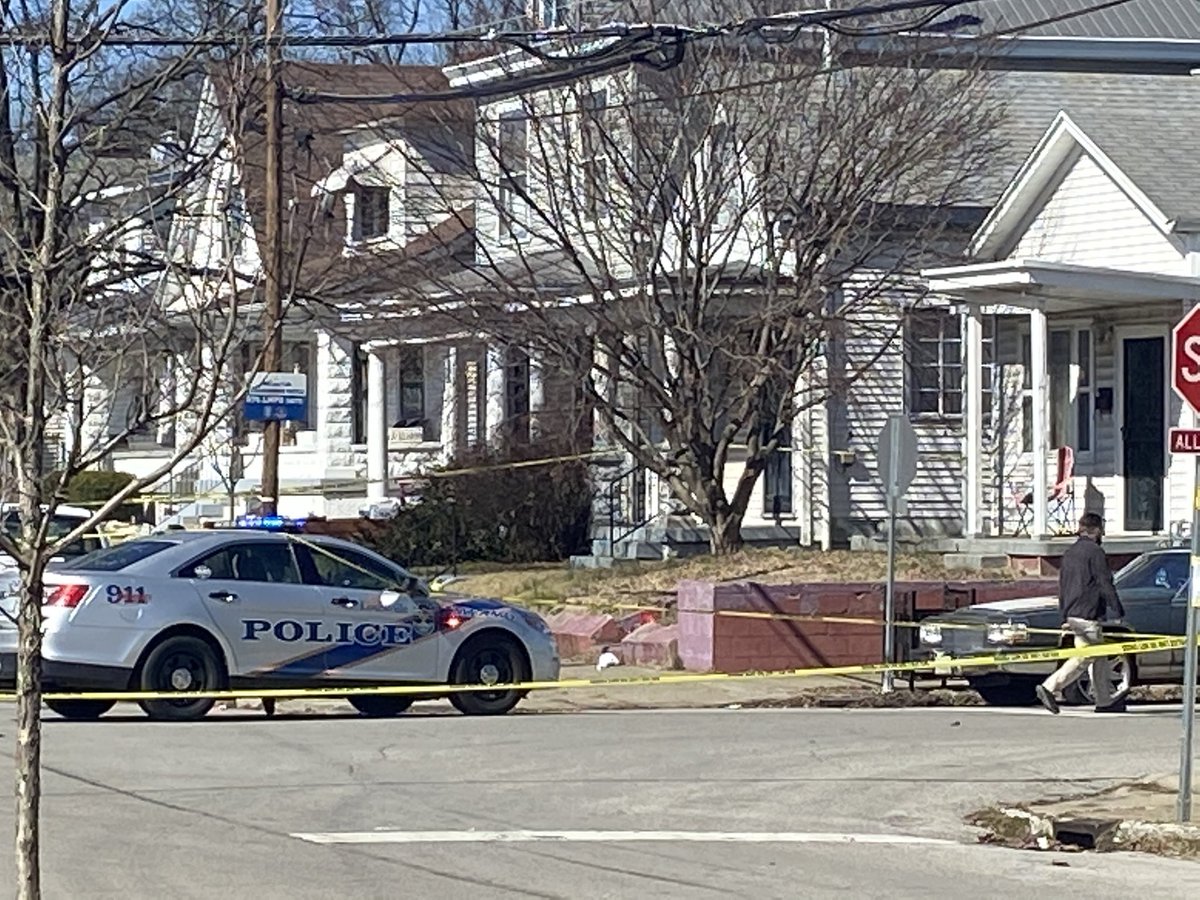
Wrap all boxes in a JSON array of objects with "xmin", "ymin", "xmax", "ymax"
[{"xmin": 2, "ymin": 703, "xmax": 1200, "ymax": 898}]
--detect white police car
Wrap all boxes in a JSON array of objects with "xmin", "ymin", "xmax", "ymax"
[{"xmin": 0, "ymin": 528, "xmax": 559, "ymax": 721}]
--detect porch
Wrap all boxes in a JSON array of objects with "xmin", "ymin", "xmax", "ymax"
[{"xmin": 924, "ymin": 258, "xmax": 1200, "ymax": 540}]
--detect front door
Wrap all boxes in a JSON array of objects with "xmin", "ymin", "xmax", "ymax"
[
  {"xmin": 295, "ymin": 543, "xmax": 441, "ymax": 682},
  {"xmin": 1122, "ymin": 337, "xmax": 1165, "ymax": 532}
]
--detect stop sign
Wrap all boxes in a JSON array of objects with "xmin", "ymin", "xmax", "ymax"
[{"xmin": 1174, "ymin": 306, "xmax": 1200, "ymax": 414}]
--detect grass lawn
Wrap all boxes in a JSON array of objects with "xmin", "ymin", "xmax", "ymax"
[{"xmin": 430, "ymin": 548, "xmax": 1017, "ymax": 609}]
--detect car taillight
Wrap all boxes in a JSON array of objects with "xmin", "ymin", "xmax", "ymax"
[{"xmin": 45, "ymin": 584, "xmax": 88, "ymax": 608}]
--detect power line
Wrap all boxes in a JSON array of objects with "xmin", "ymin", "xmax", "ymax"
[{"xmin": 0, "ymin": 0, "xmax": 976, "ymax": 49}]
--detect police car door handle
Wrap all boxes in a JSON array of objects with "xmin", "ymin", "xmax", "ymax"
[
  {"xmin": 330, "ymin": 597, "xmax": 357, "ymax": 608},
  {"xmin": 208, "ymin": 591, "xmax": 238, "ymax": 603}
]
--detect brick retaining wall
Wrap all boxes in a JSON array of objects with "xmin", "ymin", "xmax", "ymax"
[{"xmin": 678, "ymin": 578, "xmax": 1057, "ymax": 674}]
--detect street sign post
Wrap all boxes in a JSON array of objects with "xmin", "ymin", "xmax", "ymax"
[
  {"xmin": 878, "ymin": 414, "xmax": 919, "ymax": 694},
  {"xmin": 245, "ymin": 372, "xmax": 308, "ymax": 422},
  {"xmin": 1170, "ymin": 307, "xmax": 1200, "ymax": 823}
]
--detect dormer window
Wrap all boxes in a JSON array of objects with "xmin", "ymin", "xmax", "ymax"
[{"xmin": 353, "ymin": 186, "xmax": 390, "ymax": 241}]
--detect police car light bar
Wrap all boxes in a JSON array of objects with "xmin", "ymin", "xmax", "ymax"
[{"xmin": 234, "ymin": 515, "xmax": 308, "ymax": 532}]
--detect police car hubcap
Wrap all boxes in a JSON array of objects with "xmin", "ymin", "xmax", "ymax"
[
  {"xmin": 479, "ymin": 663, "xmax": 501, "ymax": 686},
  {"xmin": 170, "ymin": 668, "xmax": 194, "ymax": 690}
]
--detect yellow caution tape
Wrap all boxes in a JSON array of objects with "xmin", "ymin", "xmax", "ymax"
[{"xmin": 17, "ymin": 635, "xmax": 1183, "ymax": 703}]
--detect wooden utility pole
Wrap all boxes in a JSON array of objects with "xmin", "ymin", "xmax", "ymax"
[{"xmin": 260, "ymin": 0, "xmax": 284, "ymax": 515}]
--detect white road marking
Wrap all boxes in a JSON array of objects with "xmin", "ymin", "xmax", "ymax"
[{"xmin": 290, "ymin": 829, "xmax": 954, "ymax": 846}]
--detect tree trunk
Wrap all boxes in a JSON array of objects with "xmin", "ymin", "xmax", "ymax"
[
  {"xmin": 15, "ymin": 561, "xmax": 44, "ymax": 900},
  {"xmin": 708, "ymin": 509, "xmax": 746, "ymax": 556}
]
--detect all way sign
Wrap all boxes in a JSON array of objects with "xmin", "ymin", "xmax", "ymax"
[{"xmin": 1171, "ymin": 428, "xmax": 1200, "ymax": 454}]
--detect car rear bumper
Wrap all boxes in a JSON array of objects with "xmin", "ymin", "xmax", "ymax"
[{"xmin": 0, "ymin": 653, "xmax": 131, "ymax": 692}]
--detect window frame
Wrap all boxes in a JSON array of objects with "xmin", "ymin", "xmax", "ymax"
[
  {"xmin": 497, "ymin": 110, "xmax": 529, "ymax": 240},
  {"xmin": 352, "ymin": 185, "xmax": 391, "ymax": 242},
  {"xmin": 1018, "ymin": 323, "xmax": 1094, "ymax": 458},
  {"xmin": 579, "ymin": 89, "xmax": 610, "ymax": 221},
  {"xmin": 395, "ymin": 345, "xmax": 425, "ymax": 428},
  {"xmin": 174, "ymin": 540, "xmax": 304, "ymax": 585},
  {"xmin": 905, "ymin": 308, "xmax": 963, "ymax": 420}
]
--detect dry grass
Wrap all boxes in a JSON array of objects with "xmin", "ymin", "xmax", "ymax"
[{"xmin": 449, "ymin": 548, "xmax": 1014, "ymax": 606}]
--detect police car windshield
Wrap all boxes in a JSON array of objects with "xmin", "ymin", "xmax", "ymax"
[{"xmin": 63, "ymin": 540, "xmax": 174, "ymax": 572}]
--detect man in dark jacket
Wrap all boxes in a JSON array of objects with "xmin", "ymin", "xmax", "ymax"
[{"xmin": 1036, "ymin": 513, "xmax": 1127, "ymax": 714}]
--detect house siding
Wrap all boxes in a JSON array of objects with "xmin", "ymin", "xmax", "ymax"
[
  {"xmin": 830, "ymin": 290, "xmax": 964, "ymax": 542},
  {"xmin": 1012, "ymin": 151, "xmax": 1187, "ymax": 274}
]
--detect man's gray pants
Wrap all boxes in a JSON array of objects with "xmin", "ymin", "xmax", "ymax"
[{"xmin": 1040, "ymin": 617, "xmax": 1114, "ymax": 708}]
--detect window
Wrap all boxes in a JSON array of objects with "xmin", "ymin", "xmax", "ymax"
[
  {"xmin": 179, "ymin": 542, "xmax": 302, "ymax": 584},
  {"xmin": 1020, "ymin": 326, "xmax": 1093, "ymax": 454},
  {"xmin": 395, "ymin": 346, "xmax": 425, "ymax": 427},
  {"xmin": 352, "ymin": 342, "xmax": 368, "ymax": 444},
  {"xmin": 498, "ymin": 112, "xmax": 528, "ymax": 239},
  {"xmin": 760, "ymin": 377, "xmax": 793, "ymax": 516},
  {"xmin": 1, "ymin": 513, "xmax": 102, "ymax": 559},
  {"xmin": 307, "ymin": 544, "xmax": 401, "ymax": 591},
  {"xmin": 352, "ymin": 186, "xmax": 390, "ymax": 241},
  {"xmin": 1076, "ymin": 330, "xmax": 1093, "ymax": 453},
  {"xmin": 907, "ymin": 309, "xmax": 962, "ymax": 417},
  {"xmin": 65, "ymin": 540, "xmax": 175, "ymax": 572},
  {"xmin": 505, "ymin": 348, "xmax": 531, "ymax": 444},
  {"xmin": 537, "ymin": 0, "xmax": 574, "ymax": 27},
  {"xmin": 1114, "ymin": 552, "xmax": 1189, "ymax": 593},
  {"xmin": 580, "ymin": 90, "xmax": 610, "ymax": 220}
]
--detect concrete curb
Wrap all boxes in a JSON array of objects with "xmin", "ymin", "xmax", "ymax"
[{"xmin": 969, "ymin": 805, "xmax": 1200, "ymax": 857}]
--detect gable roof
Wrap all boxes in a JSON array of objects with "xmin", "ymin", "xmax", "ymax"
[
  {"xmin": 209, "ymin": 61, "xmax": 473, "ymax": 296},
  {"xmin": 952, "ymin": 0, "xmax": 1200, "ymax": 39},
  {"xmin": 976, "ymin": 70, "xmax": 1200, "ymax": 217},
  {"xmin": 970, "ymin": 110, "xmax": 1181, "ymax": 259}
]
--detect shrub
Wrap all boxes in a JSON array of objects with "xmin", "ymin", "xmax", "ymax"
[
  {"xmin": 49, "ymin": 470, "xmax": 146, "ymax": 522},
  {"xmin": 370, "ymin": 442, "xmax": 594, "ymax": 568}
]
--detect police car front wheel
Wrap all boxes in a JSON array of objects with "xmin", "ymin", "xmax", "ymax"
[
  {"xmin": 136, "ymin": 634, "xmax": 225, "ymax": 722},
  {"xmin": 449, "ymin": 634, "xmax": 529, "ymax": 716}
]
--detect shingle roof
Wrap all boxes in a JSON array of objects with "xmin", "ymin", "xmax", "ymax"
[
  {"xmin": 955, "ymin": 0, "xmax": 1200, "ymax": 39},
  {"xmin": 990, "ymin": 70, "xmax": 1200, "ymax": 221}
]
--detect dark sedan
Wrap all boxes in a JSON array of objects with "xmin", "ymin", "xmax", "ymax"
[{"xmin": 917, "ymin": 550, "xmax": 1190, "ymax": 706}]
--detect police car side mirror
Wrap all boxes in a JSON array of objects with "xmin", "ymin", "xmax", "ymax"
[
  {"xmin": 378, "ymin": 590, "xmax": 418, "ymax": 613},
  {"xmin": 193, "ymin": 565, "xmax": 213, "ymax": 581}
]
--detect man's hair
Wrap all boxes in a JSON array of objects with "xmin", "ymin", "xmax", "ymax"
[{"xmin": 1079, "ymin": 513, "xmax": 1105, "ymax": 535}]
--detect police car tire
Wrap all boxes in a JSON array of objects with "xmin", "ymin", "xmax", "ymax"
[
  {"xmin": 449, "ymin": 634, "xmax": 528, "ymax": 716},
  {"xmin": 348, "ymin": 695, "xmax": 413, "ymax": 717},
  {"xmin": 44, "ymin": 699, "xmax": 114, "ymax": 720},
  {"xmin": 136, "ymin": 635, "xmax": 223, "ymax": 722}
]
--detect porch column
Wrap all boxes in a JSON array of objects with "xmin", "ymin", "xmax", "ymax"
[
  {"xmin": 440, "ymin": 346, "xmax": 459, "ymax": 455},
  {"xmin": 1030, "ymin": 307, "xmax": 1050, "ymax": 538},
  {"xmin": 528, "ymin": 348, "xmax": 545, "ymax": 439},
  {"xmin": 484, "ymin": 343, "xmax": 506, "ymax": 443},
  {"xmin": 366, "ymin": 347, "xmax": 387, "ymax": 500},
  {"xmin": 964, "ymin": 308, "xmax": 984, "ymax": 537}
]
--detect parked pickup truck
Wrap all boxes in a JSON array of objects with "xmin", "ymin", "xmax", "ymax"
[{"xmin": 916, "ymin": 549, "xmax": 1189, "ymax": 706}]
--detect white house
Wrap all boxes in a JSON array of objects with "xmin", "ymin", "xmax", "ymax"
[{"xmin": 76, "ymin": 2, "xmax": 1200, "ymax": 561}]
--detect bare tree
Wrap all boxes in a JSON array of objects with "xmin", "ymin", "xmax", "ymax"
[
  {"xmin": 0, "ymin": 1, "xmax": 280, "ymax": 894},
  {"xmin": 381, "ymin": 29, "xmax": 1003, "ymax": 553}
]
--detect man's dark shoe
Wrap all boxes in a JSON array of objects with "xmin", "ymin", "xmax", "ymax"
[
  {"xmin": 1035, "ymin": 685, "xmax": 1060, "ymax": 715},
  {"xmin": 1095, "ymin": 697, "xmax": 1128, "ymax": 714}
]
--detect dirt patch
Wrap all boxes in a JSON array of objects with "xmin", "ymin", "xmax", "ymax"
[
  {"xmin": 449, "ymin": 548, "xmax": 1013, "ymax": 607},
  {"xmin": 737, "ymin": 687, "xmax": 985, "ymax": 709}
]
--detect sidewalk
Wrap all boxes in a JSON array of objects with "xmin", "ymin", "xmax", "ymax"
[{"xmin": 971, "ymin": 774, "xmax": 1200, "ymax": 857}]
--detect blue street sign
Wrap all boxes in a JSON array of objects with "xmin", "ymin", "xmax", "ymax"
[{"xmin": 245, "ymin": 372, "xmax": 307, "ymax": 422}]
